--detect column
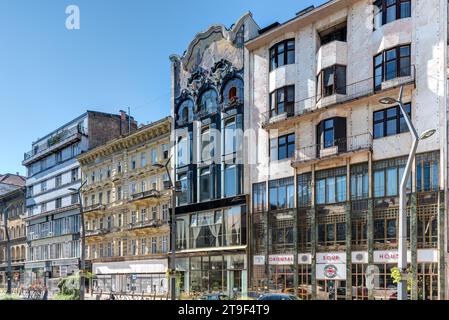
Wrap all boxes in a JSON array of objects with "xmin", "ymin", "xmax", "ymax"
[
  {"xmin": 410, "ymin": 193, "xmax": 418, "ymax": 300},
  {"xmin": 367, "ymin": 199, "xmax": 374, "ymax": 300},
  {"xmin": 438, "ymin": 191, "xmax": 445, "ymax": 300},
  {"xmin": 345, "ymin": 159, "xmax": 352, "ymax": 300},
  {"xmin": 310, "ymin": 206, "xmax": 317, "ymax": 300}
]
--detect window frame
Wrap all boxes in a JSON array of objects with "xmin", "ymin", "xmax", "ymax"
[
  {"xmin": 317, "ymin": 65, "xmax": 347, "ymax": 98},
  {"xmin": 269, "ymin": 85, "xmax": 295, "ymax": 118},
  {"xmin": 269, "ymin": 39, "xmax": 295, "ymax": 71},
  {"xmin": 373, "ymin": 44, "xmax": 411, "ymax": 90},
  {"xmin": 373, "ymin": 103, "xmax": 411, "ymax": 139}
]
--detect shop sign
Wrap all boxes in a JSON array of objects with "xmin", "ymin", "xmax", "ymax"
[
  {"xmin": 316, "ymin": 264, "xmax": 346, "ymax": 280},
  {"xmin": 268, "ymin": 255, "xmax": 294, "ymax": 265},
  {"xmin": 298, "ymin": 253, "xmax": 312, "ymax": 265},
  {"xmin": 253, "ymin": 255, "xmax": 265, "ymax": 266},
  {"xmin": 374, "ymin": 249, "xmax": 438, "ymax": 263},
  {"xmin": 316, "ymin": 252, "xmax": 346, "ymax": 264},
  {"xmin": 51, "ymin": 258, "xmax": 79, "ymax": 266}
]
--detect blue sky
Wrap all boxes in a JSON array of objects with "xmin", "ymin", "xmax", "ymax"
[{"xmin": 0, "ymin": 0, "xmax": 324, "ymax": 175}]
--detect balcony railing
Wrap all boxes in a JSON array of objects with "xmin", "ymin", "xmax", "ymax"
[
  {"xmin": 83, "ymin": 204, "xmax": 106, "ymax": 213},
  {"xmin": 127, "ymin": 219, "xmax": 166, "ymax": 230},
  {"xmin": 293, "ymin": 132, "xmax": 373, "ymax": 166},
  {"xmin": 261, "ymin": 65, "xmax": 416, "ymax": 128},
  {"xmin": 131, "ymin": 189, "xmax": 161, "ymax": 201},
  {"xmin": 24, "ymin": 126, "xmax": 83, "ymax": 163}
]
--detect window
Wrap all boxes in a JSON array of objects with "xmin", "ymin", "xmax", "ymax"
[
  {"xmin": 319, "ymin": 22, "xmax": 347, "ymax": 46},
  {"xmin": 177, "ymin": 173, "xmax": 189, "ymax": 205},
  {"xmin": 151, "ymin": 237, "xmax": 157, "ymax": 254},
  {"xmin": 131, "ymin": 211, "xmax": 137, "ymax": 225},
  {"xmin": 224, "ymin": 118, "xmax": 237, "ymax": 156},
  {"xmin": 162, "ymin": 204, "xmax": 169, "ymax": 221},
  {"xmin": 270, "ymin": 133, "xmax": 295, "ymax": 161},
  {"xmin": 351, "ymin": 163, "xmax": 369, "ymax": 200},
  {"xmin": 98, "ymin": 192, "xmax": 103, "ymax": 205},
  {"xmin": 117, "ymin": 186, "xmax": 122, "ymax": 201},
  {"xmin": 71, "ymin": 168, "xmax": 79, "ymax": 181},
  {"xmin": 151, "ymin": 207, "xmax": 157, "ymax": 221},
  {"xmin": 317, "ymin": 65, "xmax": 346, "ymax": 98},
  {"xmin": 140, "ymin": 209, "xmax": 147, "ymax": 222},
  {"xmin": 269, "ymin": 177, "xmax": 294, "ymax": 210},
  {"xmin": 199, "ymin": 89, "xmax": 218, "ymax": 115},
  {"xmin": 315, "ymin": 167, "xmax": 347, "ymax": 205},
  {"xmin": 316, "ymin": 117, "xmax": 347, "ymax": 152},
  {"xmin": 140, "ymin": 239, "xmax": 147, "ymax": 255},
  {"xmin": 55, "ymin": 175, "xmax": 62, "ymax": 188},
  {"xmin": 269, "ymin": 85, "xmax": 295, "ymax": 118},
  {"xmin": 201, "ymin": 127, "xmax": 215, "ymax": 161},
  {"xmin": 416, "ymin": 152, "xmax": 439, "ymax": 193},
  {"xmin": 117, "ymin": 162, "xmax": 122, "ymax": 173},
  {"xmin": 106, "ymin": 191, "xmax": 111, "ymax": 204},
  {"xmin": 374, "ymin": 45, "xmax": 411, "ymax": 90},
  {"xmin": 162, "ymin": 236, "xmax": 168, "ymax": 253},
  {"xmin": 41, "ymin": 180, "xmax": 47, "ymax": 192},
  {"xmin": 252, "ymin": 182, "xmax": 266, "ymax": 213},
  {"xmin": 55, "ymin": 198, "xmax": 62, "ymax": 209},
  {"xmin": 373, "ymin": 103, "xmax": 411, "ymax": 138},
  {"xmin": 177, "ymin": 99, "xmax": 194, "ymax": 125},
  {"xmin": 297, "ymin": 173, "xmax": 312, "ymax": 208},
  {"xmin": 131, "ymin": 240, "xmax": 137, "ymax": 256},
  {"xmin": 151, "ymin": 149, "xmax": 157, "ymax": 164},
  {"xmin": 200, "ymin": 168, "xmax": 211, "ymax": 201},
  {"xmin": 374, "ymin": 0, "xmax": 411, "ymax": 29},
  {"xmin": 131, "ymin": 156, "xmax": 137, "ymax": 170},
  {"xmin": 162, "ymin": 144, "xmax": 169, "ymax": 159},
  {"xmin": 106, "ymin": 166, "xmax": 111, "ymax": 178},
  {"xmin": 373, "ymin": 157, "xmax": 411, "ymax": 198},
  {"xmin": 269, "ymin": 39, "xmax": 295, "ymax": 71},
  {"xmin": 141, "ymin": 152, "xmax": 147, "ymax": 167},
  {"xmin": 71, "ymin": 194, "xmax": 79, "ymax": 205},
  {"xmin": 224, "ymin": 165, "xmax": 237, "ymax": 197}
]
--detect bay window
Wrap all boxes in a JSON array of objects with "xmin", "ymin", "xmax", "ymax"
[
  {"xmin": 317, "ymin": 65, "xmax": 346, "ymax": 98},
  {"xmin": 374, "ymin": 45, "xmax": 411, "ymax": 90},
  {"xmin": 269, "ymin": 39, "xmax": 295, "ymax": 71},
  {"xmin": 269, "ymin": 85, "xmax": 295, "ymax": 118}
]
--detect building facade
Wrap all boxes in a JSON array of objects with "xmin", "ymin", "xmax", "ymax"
[
  {"xmin": 169, "ymin": 13, "xmax": 259, "ymax": 297},
  {"xmin": 0, "ymin": 174, "xmax": 26, "ymax": 288},
  {"xmin": 23, "ymin": 111, "xmax": 137, "ymax": 291},
  {"xmin": 78, "ymin": 117, "xmax": 172, "ymax": 295},
  {"xmin": 245, "ymin": 0, "xmax": 448, "ymax": 300}
]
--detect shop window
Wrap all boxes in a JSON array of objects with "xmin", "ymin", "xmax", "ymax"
[
  {"xmin": 317, "ymin": 65, "xmax": 346, "ymax": 98},
  {"xmin": 315, "ymin": 167, "xmax": 347, "ymax": 205},
  {"xmin": 317, "ymin": 220, "xmax": 346, "ymax": 248},
  {"xmin": 269, "ymin": 85, "xmax": 295, "ymax": 118},
  {"xmin": 269, "ymin": 177, "xmax": 294, "ymax": 211},
  {"xmin": 417, "ymin": 263, "xmax": 438, "ymax": 300},
  {"xmin": 374, "ymin": 0, "xmax": 411, "ymax": 30},
  {"xmin": 269, "ymin": 39, "xmax": 295, "ymax": 71},
  {"xmin": 270, "ymin": 211, "xmax": 295, "ymax": 253},
  {"xmin": 270, "ymin": 133, "xmax": 295, "ymax": 161},
  {"xmin": 352, "ymin": 264, "xmax": 369, "ymax": 300},
  {"xmin": 374, "ymin": 44, "xmax": 411, "ymax": 90},
  {"xmin": 374, "ymin": 103, "xmax": 411, "ymax": 138}
]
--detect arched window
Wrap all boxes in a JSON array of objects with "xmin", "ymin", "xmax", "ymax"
[
  {"xmin": 223, "ymin": 78, "xmax": 243, "ymax": 106},
  {"xmin": 199, "ymin": 89, "xmax": 218, "ymax": 115},
  {"xmin": 177, "ymin": 100, "xmax": 193, "ymax": 125}
]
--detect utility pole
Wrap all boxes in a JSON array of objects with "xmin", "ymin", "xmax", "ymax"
[{"xmin": 69, "ymin": 179, "xmax": 87, "ymax": 300}]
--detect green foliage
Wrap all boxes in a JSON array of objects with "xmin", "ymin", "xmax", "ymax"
[
  {"xmin": 53, "ymin": 271, "xmax": 93, "ymax": 300},
  {"xmin": 390, "ymin": 267, "xmax": 412, "ymax": 292}
]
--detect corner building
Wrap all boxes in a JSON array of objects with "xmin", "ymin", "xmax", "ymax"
[
  {"xmin": 78, "ymin": 117, "xmax": 171, "ymax": 295},
  {"xmin": 246, "ymin": 0, "xmax": 448, "ymax": 300},
  {"xmin": 169, "ymin": 13, "xmax": 259, "ymax": 297}
]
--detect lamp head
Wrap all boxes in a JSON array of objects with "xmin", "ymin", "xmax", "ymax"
[
  {"xmin": 379, "ymin": 97, "xmax": 397, "ymax": 105},
  {"xmin": 419, "ymin": 129, "xmax": 436, "ymax": 140}
]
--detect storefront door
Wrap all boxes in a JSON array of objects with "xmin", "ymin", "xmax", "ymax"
[{"xmin": 317, "ymin": 280, "xmax": 347, "ymax": 300}]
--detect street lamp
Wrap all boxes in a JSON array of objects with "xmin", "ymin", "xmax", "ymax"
[
  {"xmin": 153, "ymin": 156, "xmax": 179, "ymax": 300},
  {"xmin": 379, "ymin": 86, "xmax": 435, "ymax": 300},
  {"xmin": 69, "ymin": 179, "xmax": 87, "ymax": 300},
  {"xmin": 2, "ymin": 203, "xmax": 14, "ymax": 295}
]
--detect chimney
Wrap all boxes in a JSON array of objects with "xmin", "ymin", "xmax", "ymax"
[{"xmin": 119, "ymin": 110, "xmax": 126, "ymax": 136}]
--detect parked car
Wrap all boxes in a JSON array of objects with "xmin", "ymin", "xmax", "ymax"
[
  {"xmin": 257, "ymin": 293, "xmax": 300, "ymax": 300},
  {"xmin": 197, "ymin": 293, "xmax": 229, "ymax": 300}
]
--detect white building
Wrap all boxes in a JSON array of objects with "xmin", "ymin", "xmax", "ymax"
[{"xmin": 245, "ymin": 0, "xmax": 448, "ymax": 300}]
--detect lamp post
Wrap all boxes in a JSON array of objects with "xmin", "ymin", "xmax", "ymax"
[
  {"xmin": 69, "ymin": 179, "xmax": 87, "ymax": 300},
  {"xmin": 153, "ymin": 156, "xmax": 178, "ymax": 300},
  {"xmin": 2, "ymin": 203, "xmax": 14, "ymax": 295},
  {"xmin": 379, "ymin": 86, "xmax": 436, "ymax": 300}
]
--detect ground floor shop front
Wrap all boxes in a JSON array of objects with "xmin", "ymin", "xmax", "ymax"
[
  {"xmin": 175, "ymin": 251, "xmax": 248, "ymax": 298},
  {"xmin": 251, "ymin": 249, "xmax": 440, "ymax": 300},
  {"xmin": 24, "ymin": 258, "xmax": 80, "ymax": 291},
  {"xmin": 91, "ymin": 259, "xmax": 168, "ymax": 294},
  {"xmin": 0, "ymin": 264, "xmax": 25, "ymax": 289}
]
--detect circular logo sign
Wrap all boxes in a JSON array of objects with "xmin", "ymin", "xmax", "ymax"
[{"xmin": 324, "ymin": 264, "xmax": 338, "ymax": 279}]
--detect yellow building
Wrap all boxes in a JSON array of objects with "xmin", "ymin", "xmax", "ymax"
[{"xmin": 78, "ymin": 117, "xmax": 171, "ymax": 295}]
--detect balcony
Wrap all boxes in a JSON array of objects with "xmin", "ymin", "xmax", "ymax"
[
  {"xmin": 292, "ymin": 133, "xmax": 373, "ymax": 167},
  {"xmin": 83, "ymin": 204, "xmax": 106, "ymax": 214},
  {"xmin": 261, "ymin": 65, "xmax": 416, "ymax": 130},
  {"xmin": 126, "ymin": 219, "xmax": 166, "ymax": 231},
  {"xmin": 130, "ymin": 189, "xmax": 161, "ymax": 201},
  {"xmin": 23, "ymin": 126, "xmax": 83, "ymax": 165}
]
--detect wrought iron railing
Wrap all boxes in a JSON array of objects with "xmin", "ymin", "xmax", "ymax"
[
  {"xmin": 261, "ymin": 65, "xmax": 416, "ymax": 127},
  {"xmin": 293, "ymin": 132, "xmax": 373, "ymax": 165}
]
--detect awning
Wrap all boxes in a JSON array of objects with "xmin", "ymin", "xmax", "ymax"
[{"xmin": 93, "ymin": 259, "xmax": 168, "ymax": 275}]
